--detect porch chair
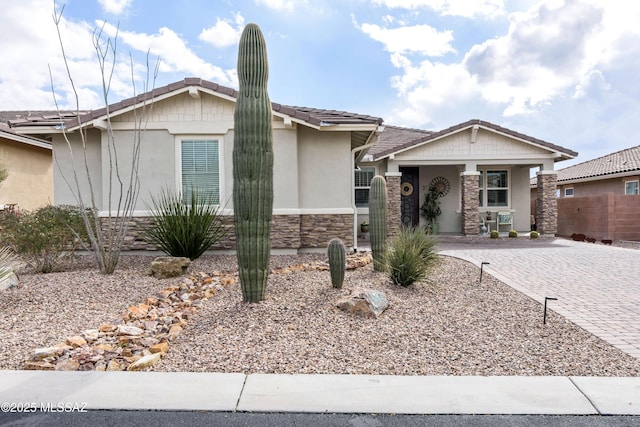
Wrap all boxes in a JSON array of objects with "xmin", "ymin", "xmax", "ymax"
[{"xmin": 497, "ymin": 211, "xmax": 512, "ymax": 232}]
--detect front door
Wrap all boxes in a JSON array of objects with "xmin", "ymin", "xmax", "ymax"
[{"xmin": 400, "ymin": 167, "xmax": 420, "ymax": 227}]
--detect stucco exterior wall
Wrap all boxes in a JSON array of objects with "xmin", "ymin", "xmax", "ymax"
[
  {"xmin": 418, "ymin": 166, "xmax": 461, "ymax": 232},
  {"xmin": 0, "ymin": 138, "xmax": 52, "ymax": 211},
  {"xmin": 297, "ymin": 126, "xmax": 351, "ymax": 210},
  {"xmin": 52, "ymin": 129, "xmax": 102, "ymax": 209},
  {"xmin": 510, "ymin": 167, "xmax": 533, "ymax": 231}
]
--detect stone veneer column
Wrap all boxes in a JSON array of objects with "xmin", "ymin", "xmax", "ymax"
[
  {"xmin": 460, "ymin": 171, "xmax": 480, "ymax": 236},
  {"xmin": 536, "ymin": 170, "xmax": 558, "ymax": 236},
  {"xmin": 385, "ymin": 172, "xmax": 402, "ymax": 238}
]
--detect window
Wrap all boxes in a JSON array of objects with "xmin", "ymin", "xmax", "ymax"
[
  {"xmin": 485, "ymin": 170, "xmax": 509, "ymax": 207},
  {"xmin": 479, "ymin": 171, "xmax": 484, "ymax": 207},
  {"xmin": 478, "ymin": 169, "xmax": 509, "ymax": 207},
  {"xmin": 564, "ymin": 187, "xmax": 574, "ymax": 197},
  {"xmin": 180, "ymin": 139, "xmax": 220, "ymax": 204},
  {"xmin": 354, "ymin": 167, "xmax": 375, "ymax": 207},
  {"xmin": 625, "ymin": 180, "xmax": 639, "ymax": 195}
]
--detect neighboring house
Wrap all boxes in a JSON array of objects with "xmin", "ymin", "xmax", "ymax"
[
  {"xmin": 4, "ymin": 78, "xmax": 578, "ymax": 251},
  {"xmin": 0, "ymin": 124, "xmax": 52, "ymax": 212},
  {"xmin": 531, "ymin": 145, "xmax": 640, "ymax": 241}
]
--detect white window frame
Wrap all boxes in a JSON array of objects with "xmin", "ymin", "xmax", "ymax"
[
  {"xmin": 564, "ymin": 187, "xmax": 574, "ymax": 197},
  {"xmin": 175, "ymin": 135, "xmax": 224, "ymax": 206},
  {"xmin": 478, "ymin": 168, "xmax": 510, "ymax": 208},
  {"xmin": 354, "ymin": 166, "xmax": 376, "ymax": 209},
  {"xmin": 625, "ymin": 180, "xmax": 639, "ymax": 195}
]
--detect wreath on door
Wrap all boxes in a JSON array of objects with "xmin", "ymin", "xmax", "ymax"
[{"xmin": 400, "ymin": 182, "xmax": 414, "ymax": 196}]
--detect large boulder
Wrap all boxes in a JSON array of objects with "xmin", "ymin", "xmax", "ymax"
[
  {"xmin": 335, "ymin": 287, "xmax": 389, "ymax": 318},
  {"xmin": 150, "ymin": 257, "xmax": 191, "ymax": 279}
]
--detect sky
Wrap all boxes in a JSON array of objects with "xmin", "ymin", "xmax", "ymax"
[{"xmin": 2, "ymin": 0, "xmax": 640, "ymax": 168}]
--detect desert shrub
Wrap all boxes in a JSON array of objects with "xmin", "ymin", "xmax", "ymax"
[
  {"xmin": 145, "ymin": 188, "xmax": 227, "ymax": 260},
  {"xmin": 490, "ymin": 230, "xmax": 499, "ymax": 239},
  {"xmin": 530, "ymin": 231, "xmax": 540, "ymax": 239},
  {"xmin": 383, "ymin": 227, "xmax": 438, "ymax": 287},
  {"xmin": 0, "ymin": 205, "xmax": 87, "ymax": 273},
  {"xmin": 508, "ymin": 230, "xmax": 518, "ymax": 238}
]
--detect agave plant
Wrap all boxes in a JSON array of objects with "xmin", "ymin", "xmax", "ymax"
[{"xmin": 0, "ymin": 246, "xmax": 20, "ymax": 282}]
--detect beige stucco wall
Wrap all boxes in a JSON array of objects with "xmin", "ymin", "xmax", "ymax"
[
  {"xmin": 297, "ymin": 126, "xmax": 352, "ymax": 210},
  {"xmin": 557, "ymin": 175, "xmax": 640, "ymax": 198},
  {"xmin": 0, "ymin": 137, "xmax": 52, "ymax": 211}
]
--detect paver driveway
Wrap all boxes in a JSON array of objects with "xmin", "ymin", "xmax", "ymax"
[{"xmin": 438, "ymin": 238, "xmax": 640, "ymax": 359}]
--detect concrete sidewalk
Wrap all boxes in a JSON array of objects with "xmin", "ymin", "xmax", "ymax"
[{"xmin": 1, "ymin": 370, "xmax": 638, "ymax": 415}]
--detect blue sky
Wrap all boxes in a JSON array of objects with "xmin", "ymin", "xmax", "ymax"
[{"xmin": 2, "ymin": 0, "xmax": 640, "ymax": 168}]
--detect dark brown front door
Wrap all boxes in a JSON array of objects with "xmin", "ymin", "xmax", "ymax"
[{"xmin": 400, "ymin": 167, "xmax": 420, "ymax": 227}]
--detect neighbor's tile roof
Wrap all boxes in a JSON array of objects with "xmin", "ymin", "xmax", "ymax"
[
  {"xmin": 555, "ymin": 145, "xmax": 640, "ymax": 183},
  {"xmin": 4, "ymin": 78, "xmax": 382, "ymax": 129},
  {"xmin": 369, "ymin": 119, "xmax": 577, "ymax": 161}
]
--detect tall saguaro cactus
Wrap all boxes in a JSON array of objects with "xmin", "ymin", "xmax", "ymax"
[
  {"xmin": 369, "ymin": 175, "xmax": 387, "ymax": 271},
  {"xmin": 233, "ymin": 23, "xmax": 274, "ymax": 303}
]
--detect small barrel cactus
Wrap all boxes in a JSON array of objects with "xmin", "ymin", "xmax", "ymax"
[
  {"xmin": 327, "ymin": 238, "xmax": 346, "ymax": 288},
  {"xmin": 508, "ymin": 230, "xmax": 518, "ymax": 238},
  {"xmin": 490, "ymin": 230, "xmax": 499, "ymax": 239},
  {"xmin": 530, "ymin": 231, "xmax": 540, "ymax": 239},
  {"xmin": 368, "ymin": 175, "xmax": 387, "ymax": 271}
]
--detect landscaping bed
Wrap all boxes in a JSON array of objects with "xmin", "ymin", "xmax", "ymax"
[{"xmin": 1, "ymin": 254, "xmax": 639, "ymax": 376}]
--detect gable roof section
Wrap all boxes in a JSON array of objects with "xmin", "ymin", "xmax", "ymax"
[
  {"xmin": 369, "ymin": 119, "xmax": 577, "ymax": 161},
  {"xmin": 5, "ymin": 78, "xmax": 383, "ymax": 132},
  {"xmin": 0, "ymin": 123, "xmax": 51, "ymax": 150},
  {"xmin": 554, "ymin": 145, "xmax": 640, "ymax": 183}
]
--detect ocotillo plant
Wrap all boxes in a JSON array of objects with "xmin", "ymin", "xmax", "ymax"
[
  {"xmin": 327, "ymin": 238, "xmax": 346, "ymax": 288},
  {"xmin": 233, "ymin": 23, "xmax": 274, "ymax": 303},
  {"xmin": 368, "ymin": 175, "xmax": 387, "ymax": 271}
]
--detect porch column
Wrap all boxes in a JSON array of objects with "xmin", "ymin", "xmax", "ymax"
[
  {"xmin": 385, "ymin": 172, "xmax": 402, "ymax": 238},
  {"xmin": 460, "ymin": 171, "xmax": 480, "ymax": 236},
  {"xmin": 536, "ymin": 170, "xmax": 558, "ymax": 236}
]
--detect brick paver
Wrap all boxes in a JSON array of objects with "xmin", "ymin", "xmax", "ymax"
[{"xmin": 438, "ymin": 239, "xmax": 640, "ymax": 359}]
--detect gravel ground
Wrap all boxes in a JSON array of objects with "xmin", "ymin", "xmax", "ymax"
[{"xmin": 1, "ymin": 252, "xmax": 639, "ymax": 376}]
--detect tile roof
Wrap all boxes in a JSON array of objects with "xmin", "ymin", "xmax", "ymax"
[
  {"xmin": 369, "ymin": 119, "xmax": 577, "ymax": 161},
  {"xmin": 555, "ymin": 145, "xmax": 640, "ymax": 183},
  {"xmin": 4, "ymin": 78, "xmax": 382, "ymax": 130},
  {"xmin": 0, "ymin": 122, "xmax": 52, "ymax": 150}
]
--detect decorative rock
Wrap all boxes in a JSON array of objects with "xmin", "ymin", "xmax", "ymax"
[
  {"xmin": 66, "ymin": 336, "xmax": 88, "ymax": 348},
  {"xmin": 168, "ymin": 324, "xmax": 183, "ymax": 340},
  {"xmin": 32, "ymin": 346, "xmax": 65, "ymax": 361},
  {"xmin": 127, "ymin": 353, "xmax": 161, "ymax": 371},
  {"xmin": 81, "ymin": 329, "xmax": 100, "ymax": 341},
  {"xmin": 0, "ymin": 271, "xmax": 19, "ymax": 291},
  {"xmin": 150, "ymin": 257, "xmax": 191, "ymax": 279},
  {"xmin": 99, "ymin": 324, "xmax": 117, "ymax": 332},
  {"xmin": 335, "ymin": 287, "xmax": 389, "ymax": 318},
  {"xmin": 117, "ymin": 325, "xmax": 144, "ymax": 336},
  {"xmin": 149, "ymin": 342, "xmax": 169, "ymax": 354},
  {"xmin": 106, "ymin": 359, "xmax": 124, "ymax": 371},
  {"xmin": 55, "ymin": 359, "xmax": 80, "ymax": 371},
  {"xmin": 24, "ymin": 361, "xmax": 55, "ymax": 370}
]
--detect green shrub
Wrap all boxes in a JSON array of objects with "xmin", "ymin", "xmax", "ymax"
[
  {"xmin": 530, "ymin": 231, "xmax": 540, "ymax": 239},
  {"xmin": 383, "ymin": 227, "xmax": 438, "ymax": 287},
  {"xmin": 490, "ymin": 230, "xmax": 499, "ymax": 239},
  {"xmin": 0, "ymin": 205, "xmax": 87, "ymax": 273},
  {"xmin": 145, "ymin": 188, "xmax": 227, "ymax": 260},
  {"xmin": 508, "ymin": 230, "xmax": 518, "ymax": 238}
]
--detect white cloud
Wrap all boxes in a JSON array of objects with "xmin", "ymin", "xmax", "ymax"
[
  {"xmin": 372, "ymin": 0, "xmax": 506, "ymax": 18},
  {"xmin": 255, "ymin": 0, "xmax": 303, "ymax": 13},
  {"xmin": 199, "ymin": 13, "xmax": 245, "ymax": 48},
  {"xmin": 377, "ymin": 0, "xmax": 640, "ymax": 130},
  {"xmin": 0, "ymin": 0, "xmax": 104, "ymax": 109},
  {"xmin": 355, "ymin": 19, "xmax": 455, "ymax": 56},
  {"xmin": 99, "ymin": 22, "xmax": 237, "ymax": 88},
  {"xmin": 97, "ymin": 0, "xmax": 133, "ymax": 15}
]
